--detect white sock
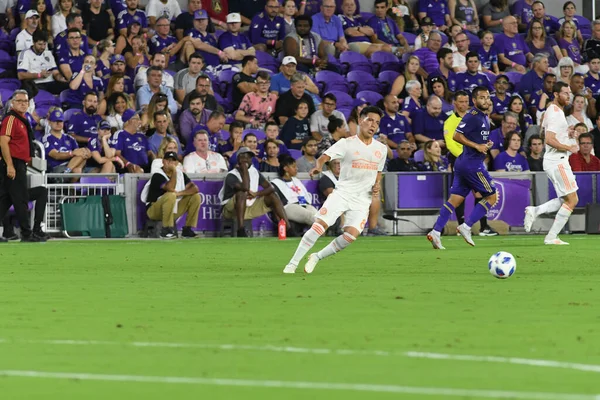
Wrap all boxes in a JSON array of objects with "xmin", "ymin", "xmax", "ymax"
[
  {"xmin": 289, "ymin": 223, "xmax": 325, "ymax": 265},
  {"xmin": 546, "ymin": 204, "xmax": 572, "ymax": 240},
  {"xmin": 317, "ymin": 232, "xmax": 356, "ymax": 260},
  {"xmin": 535, "ymin": 198, "xmax": 562, "ymax": 216}
]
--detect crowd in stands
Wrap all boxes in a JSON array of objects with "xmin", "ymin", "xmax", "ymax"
[{"xmin": 2, "ymin": 0, "xmax": 600, "ymax": 236}]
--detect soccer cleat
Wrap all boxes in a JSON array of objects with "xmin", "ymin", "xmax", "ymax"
[
  {"xmin": 304, "ymin": 253, "xmax": 320, "ymax": 274},
  {"xmin": 457, "ymin": 224, "xmax": 475, "ymax": 247},
  {"xmin": 426, "ymin": 230, "xmax": 445, "ymax": 250},
  {"xmin": 524, "ymin": 206, "xmax": 536, "ymax": 233},
  {"xmin": 478, "ymin": 227, "xmax": 499, "ymax": 236},
  {"xmin": 544, "ymin": 238, "xmax": 569, "ymax": 245},
  {"xmin": 283, "ymin": 263, "xmax": 297, "ymax": 274}
]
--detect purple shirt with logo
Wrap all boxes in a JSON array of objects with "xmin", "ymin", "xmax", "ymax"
[
  {"xmin": 149, "ymin": 34, "xmax": 178, "ymax": 64},
  {"xmin": 380, "ymin": 113, "xmax": 411, "ymax": 144},
  {"xmin": 412, "ymin": 109, "xmax": 447, "ymax": 142},
  {"xmin": 116, "ymin": 10, "xmax": 148, "ymax": 31},
  {"xmin": 493, "ymin": 33, "xmax": 530, "ymax": 67},
  {"xmin": 44, "ymin": 133, "xmax": 79, "ymax": 169},
  {"xmin": 250, "ymin": 13, "xmax": 286, "ymax": 45},
  {"xmin": 112, "ymin": 129, "xmax": 150, "ymax": 167},
  {"xmin": 455, "ymin": 71, "xmax": 494, "ymax": 94},
  {"xmin": 493, "ymin": 151, "xmax": 529, "ymax": 171},
  {"xmin": 338, "ymin": 15, "xmax": 369, "ymax": 43},
  {"xmin": 187, "ymin": 29, "xmax": 220, "ymax": 67},
  {"xmin": 418, "ymin": 0, "xmax": 449, "ymax": 27},
  {"xmin": 67, "ymin": 112, "xmax": 103, "ymax": 139},
  {"xmin": 367, "ymin": 15, "xmax": 401, "ymax": 46}
]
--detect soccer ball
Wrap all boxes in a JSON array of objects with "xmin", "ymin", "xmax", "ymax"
[{"xmin": 488, "ymin": 251, "xmax": 516, "ymax": 279}]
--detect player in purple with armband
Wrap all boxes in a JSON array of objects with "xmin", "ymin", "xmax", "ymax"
[{"xmin": 427, "ymin": 86, "xmax": 496, "ymax": 249}]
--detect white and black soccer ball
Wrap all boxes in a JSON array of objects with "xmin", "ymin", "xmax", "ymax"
[{"xmin": 488, "ymin": 251, "xmax": 516, "ymax": 279}]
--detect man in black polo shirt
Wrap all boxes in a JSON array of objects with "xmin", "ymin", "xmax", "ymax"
[
  {"xmin": 274, "ymin": 72, "xmax": 316, "ymax": 125},
  {"xmin": 232, "ymin": 55, "xmax": 258, "ymax": 110},
  {"xmin": 0, "ymin": 90, "xmax": 45, "ymax": 242}
]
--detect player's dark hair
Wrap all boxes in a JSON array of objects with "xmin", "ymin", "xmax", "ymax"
[
  {"xmin": 359, "ymin": 106, "xmax": 383, "ymax": 119},
  {"xmin": 503, "ymin": 131, "xmax": 522, "ymax": 151},
  {"xmin": 552, "ymin": 81, "xmax": 569, "ymax": 96},
  {"xmin": 471, "ymin": 86, "xmax": 489, "ymax": 99},
  {"xmin": 277, "ymin": 153, "xmax": 296, "ymax": 177}
]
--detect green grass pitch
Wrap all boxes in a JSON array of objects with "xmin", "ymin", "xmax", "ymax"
[{"xmin": 0, "ymin": 235, "xmax": 599, "ymax": 399}]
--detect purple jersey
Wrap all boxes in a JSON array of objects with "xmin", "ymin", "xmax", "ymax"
[
  {"xmin": 65, "ymin": 74, "xmax": 105, "ymax": 106},
  {"xmin": 112, "ymin": 129, "xmax": 150, "ymax": 167},
  {"xmin": 533, "ymin": 15, "xmax": 560, "ymax": 36},
  {"xmin": 528, "ymin": 89, "xmax": 552, "ymax": 110},
  {"xmin": 418, "ymin": 0, "xmax": 449, "ymax": 27},
  {"xmin": 87, "ymin": 135, "xmax": 108, "ymax": 168},
  {"xmin": 428, "ymin": 68, "xmax": 457, "ymax": 92},
  {"xmin": 491, "ymin": 93, "xmax": 510, "ymax": 115},
  {"xmin": 250, "ymin": 13, "xmax": 286, "ymax": 45},
  {"xmin": 512, "ymin": 0, "xmax": 533, "ymax": 25},
  {"xmin": 67, "ymin": 112, "xmax": 103, "ymax": 139},
  {"xmin": 380, "ymin": 113, "xmax": 411, "ymax": 144},
  {"xmin": 43, "ymin": 133, "xmax": 79, "ymax": 169},
  {"xmin": 412, "ymin": 109, "xmax": 447, "ymax": 141},
  {"xmin": 149, "ymin": 34, "xmax": 178, "ymax": 64},
  {"xmin": 338, "ymin": 15, "xmax": 369, "ymax": 43},
  {"xmin": 558, "ymin": 38, "xmax": 581, "ymax": 64},
  {"xmin": 57, "ymin": 50, "xmax": 86, "ymax": 75},
  {"xmin": 218, "ymin": 31, "xmax": 252, "ymax": 51},
  {"xmin": 488, "ymin": 128, "xmax": 525, "ymax": 153},
  {"xmin": 516, "ymin": 69, "xmax": 544, "ymax": 97},
  {"xmin": 367, "ymin": 15, "xmax": 401, "ymax": 46},
  {"xmin": 478, "ymin": 47, "xmax": 498, "ymax": 70},
  {"xmin": 187, "ymin": 29, "xmax": 220, "ymax": 66},
  {"xmin": 493, "ymin": 151, "xmax": 529, "ymax": 171},
  {"xmin": 297, "ymin": 0, "xmax": 321, "ymax": 17},
  {"xmin": 455, "ymin": 71, "xmax": 494, "ymax": 94},
  {"xmin": 54, "ymin": 30, "xmax": 90, "ymax": 56},
  {"xmin": 585, "ymin": 73, "xmax": 600, "ymax": 96},
  {"xmin": 116, "ymin": 9, "xmax": 148, "ymax": 31},
  {"xmin": 402, "ymin": 97, "xmax": 422, "ymax": 120},
  {"xmin": 493, "ymin": 33, "xmax": 530, "ymax": 67},
  {"xmin": 527, "ymin": 37, "xmax": 559, "ymax": 67},
  {"xmin": 413, "ymin": 47, "xmax": 439, "ymax": 75}
]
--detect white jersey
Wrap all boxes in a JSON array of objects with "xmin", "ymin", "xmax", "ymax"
[
  {"xmin": 183, "ymin": 151, "xmax": 228, "ymax": 174},
  {"xmin": 17, "ymin": 47, "xmax": 58, "ymax": 84},
  {"xmin": 541, "ymin": 104, "xmax": 571, "ymax": 163},
  {"xmin": 145, "ymin": 0, "xmax": 181, "ymax": 20},
  {"xmin": 323, "ymin": 135, "xmax": 386, "ymax": 207},
  {"xmin": 15, "ymin": 29, "xmax": 33, "ymax": 53}
]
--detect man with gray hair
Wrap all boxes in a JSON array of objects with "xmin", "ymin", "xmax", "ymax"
[
  {"xmin": 136, "ymin": 66, "xmax": 178, "ymax": 115},
  {"xmin": 412, "ymin": 95, "xmax": 448, "ymax": 147},
  {"xmin": 516, "ymin": 53, "xmax": 549, "ymax": 102},
  {"xmin": 274, "ymin": 73, "xmax": 316, "ymax": 125},
  {"xmin": 582, "ymin": 20, "xmax": 600, "ymax": 63}
]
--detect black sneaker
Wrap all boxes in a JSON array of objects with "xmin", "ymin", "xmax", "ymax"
[
  {"xmin": 21, "ymin": 234, "xmax": 44, "ymax": 242},
  {"xmin": 479, "ymin": 227, "xmax": 499, "ymax": 236},
  {"xmin": 181, "ymin": 226, "xmax": 197, "ymax": 238},
  {"xmin": 33, "ymin": 229, "xmax": 50, "ymax": 241},
  {"xmin": 3, "ymin": 232, "xmax": 18, "ymax": 241},
  {"xmin": 0, "ymin": 236, "xmax": 7, "ymax": 242},
  {"xmin": 159, "ymin": 227, "xmax": 176, "ymax": 239},
  {"xmin": 236, "ymin": 227, "xmax": 248, "ymax": 237}
]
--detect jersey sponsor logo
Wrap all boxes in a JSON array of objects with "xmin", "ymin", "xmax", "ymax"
[
  {"xmin": 351, "ymin": 159, "xmax": 379, "ymax": 170},
  {"xmin": 374, "ymin": 150, "xmax": 382, "ymax": 159}
]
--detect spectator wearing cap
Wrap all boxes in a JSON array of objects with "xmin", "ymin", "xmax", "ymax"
[
  {"xmin": 57, "ymin": 28, "xmax": 87, "ymax": 81},
  {"xmin": 412, "ymin": 95, "xmax": 448, "ymax": 148},
  {"xmin": 367, "ymin": 0, "xmax": 410, "ymax": 56},
  {"xmin": 250, "ymin": 0, "xmax": 286, "ymax": 54},
  {"xmin": 134, "ymin": 53, "xmax": 175, "ymax": 91},
  {"xmin": 338, "ymin": 0, "xmax": 393, "ymax": 57},
  {"xmin": 183, "ymin": 10, "xmax": 229, "ymax": 68},
  {"xmin": 174, "ymin": 53, "xmax": 206, "ymax": 104},
  {"xmin": 145, "ymin": 150, "xmax": 200, "ymax": 239},
  {"xmin": 82, "ymin": 0, "xmax": 113, "ymax": 47},
  {"xmin": 310, "ymin": 93, "xmax": 348, "ymax": 142},
  {"xmin": 414, "ymin": 17, "xmax": 434, "ymax": 50},
  {"xmin": 87, "ymin": 120, "xmax": 118, "ymax": 173},
  {"xmin": 494, "ymin": 16, "xmax": 533, "ymax": 73},
  {"xmin": 413, "ymin": 31, "xmax": 443, "ymax": 76},
  {"xmin": 274, "ymin": 73, "xmax": 316, "ymax": 126},
  {"xmin": 136, "ymin": 66, "xmax": 178, "ymax": 116},
  {"xmin": 149, "ymin": 16, "xmax": 188, "ymax": 69},
  {"xmin": 149, "ymin": 110, "xmax": 184, "ymax": 158},
  {"xmin": 179, "ymin": 92, "xmax": 212, "ymax": 144},
  {"xmin": 54, "ymin": 13, "xmax": 90, "ymax": 57},
  {"xmin": 146, "ymin": 0, "xmax": 181, "ymax": 30},
  {"xmin": 516, "ymin": 54, "xmax": 548, "ymax": 103},
  {"xmin": 102, "ymin": 55, "xmax": 136, "ymax": 96},
  {"xmin": 218, "ymin": 146, "xmax": 290, "ymax": 237},
  {"xmin": 418, "ymin": 0, "xmax": 451, "ymax": 32},
  {"xmin": 112, "ymin": 109, "xmax": 153, "ymax": 173},
  {"xmin": 455, "ymin": 52, "xmax": 494, "ymax": 95},
  {"xmin": 387, "ymin": 140, "xmax": 419, "ymax": 172},
  {"xmin": 270, "ymin": 56, "xmax": 320, "ymax": 96},
  {"xmin": 184, "ymin": 111, "xmax": 227, "ymax": 154},
  {"xmin": 116, "ymin": 0, "xmax": 148, "ymax": 37},
  {"xmin": 17, "ymin": 30, "xmax": 69, "ymax": 95},
  {"xmin": 16, "ymin": 10, "xmax": 40, "ymax": 53},
  {"xmin": 232, "ymin": 55, "xmax": 259, "ymax": 110},
  {"xmin": 236, "ymin": 71, "xmax": 277, "ymax": 129},
  {"xmin": 67, "ymin": 92, "xmax": 102, "ymax": 145},
  {"xmin": 586, "ymin": 54, "xmax": 600, "ymax": 96},
  {"xmin": 283, "ymin": 15, "xmax": 329, "ymax": 74},
  {"xmin": 380, "ymin": 94, "xmax": 414, "ymax": 150},
  {"xmin": 175, "ymin": 0, "xmax": 217, "ymax": 42},
  {"xmin": 183, "ymin": 130, "xmax": 228, "ymax": 173},
  {"xmin": 43, "ymin": 109, "xmax": 91, "ymax": 174},
  {"xmin": 218, "ymin": 13, "xmax": 256, "ymax": 63},
  {"xmin": 181, "ymin": 74, "xmax": 220, "ymax": 112},
  {"xmin": 66, "ymin": 54, "xmax": 105, "ymax": 110}
]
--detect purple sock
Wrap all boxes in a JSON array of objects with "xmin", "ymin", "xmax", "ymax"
[
  {"xmin": 466, "ymin": 201, "xmax": 492, "ymax": 227},
  {"xmin": 434, "ymin": 202, "xmax": 455, "ymax": 232}
]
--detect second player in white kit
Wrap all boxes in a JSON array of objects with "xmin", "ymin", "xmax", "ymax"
[
  {"xmin": 524, "ymin": 82, "xmax": 580, "ymax": 245},
  {"xmin": 283, "ymin": 106, "xmax": 387, "ymax": 274}
]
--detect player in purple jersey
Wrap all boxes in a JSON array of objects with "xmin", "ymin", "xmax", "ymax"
[{"xmin": 427, "ymin": 86, "xmax": 496, "ymax": 249}]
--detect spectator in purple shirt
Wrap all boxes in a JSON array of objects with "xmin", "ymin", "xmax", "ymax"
[
  {"xmin": 525, "ymin": 19, "xmax": 562, "ymax": 68},
  {"xmin": 412, "ymin": 95, "xmax": 448, "ymax": 147},
  {"xmin": 418, "ymin": 0, "xmax": 451, "ymax": 32},
  {"xmin": 513, "ymin": 0, "xmax": 534, "ymax": 32},
  {"xmin": 494, "ymin": 16, "xmax": 533, "ymax": 73},
  {"xmin": 66, "ymin": 55, "xmax": 105, "ymax": 109},
  {"xmin": 585, "ymin": 54, "xmax": 600, "ymax": 96},
  {"xmin": 149, "ymin": 16, "xmax": 188, "ymax": 67},
  {"xmin": 338, "ymin": 0, "xmax": 393, "ymax": 57},
  {"xmin": 179, "ymin": 92, "xmax": 212, "ymax": 145},
  {"xmin": 312, "ymin": 0, "xmax": 349, "ymax": 55},
  {"xmin": 184, "ymin": 10, "xmax": 229, "ymax": 68},
  {"xmin": 67, "ymin": 92, "xmax": 102, "ymax": 145},
  {"xmin": 400, "ymin": 80, "xmax": 423, "ymax": 123},
  {"xmin": 530, "ymin": 1, "xmax": 560, "ymax": 36},
  {"xmin": 427, "ymin": 47, "xmax": 457, "ymax": 92},
  {"xmin": 413, "ymin": 31, "xmax": 443, "ymax": 75},
  {"xmin": 250, "ymin": 0, "xmax": 286, "ymax": 54},
  {"xmin": 57, "ymin": 27, "xmax": 87, "ymax": 81},
  {"xmin": 43, "ymin": 109, "xmax": 91, "ymax": 173},
  {"xmin": 366, "ymin": 0, "xmax": 410, "ymax": 56},
  {"xmin": 112, "ymin": 109, "xmax": 153, "ymax": 173},
  {"xmin": 493, "ymin": 132, "xmax": 529, "ymax": 171},
  {"xmin": 54, "ymin": 13, "xmax": 90, "ymax": 57},
  {"xmin": 489, "ymin": 111, "xmax": 519, "ymax": 159},
  {"xmin": 455, "ymin": 51, "xmax": 494, "ymax": 95},
  {"xmin": 380, "ymin": 94, "xmax": 415, "ymax": 149},
  {"xmin": 218, "ymin": 13, "xmax": 256, "ymax": 64},
  {"xmin": 516, "ymin": 54, "xmax": 548, "ymax": 103},
  {"xmin": 116, "ymin": 0, "xmax": 148, "ymax": 37},
  {"xmin": 558, "ymin": 20, "xmax": 586, "ymax": 73}
]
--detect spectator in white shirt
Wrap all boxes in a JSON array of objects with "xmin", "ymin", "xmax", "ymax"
[
  {"xmin": 183, "ymin": 130, "xmax": 228, "ymax": 173},
  {"xmin": 16, "ymin": 10, "xmax": 39, "ymax": 53}
]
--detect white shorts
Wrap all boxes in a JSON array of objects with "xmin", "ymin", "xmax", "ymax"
[
  {"xmin": 314, "ymin": 191, "xmax": 369, "ymax": 233},
  {"xmin": 545, "ymin": 162, "xmax": 578, "ymax": 198}
]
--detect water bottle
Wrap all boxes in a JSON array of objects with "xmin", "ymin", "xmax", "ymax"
[
  {"xmin": 259, "ymin": 221, "xmax": 266, "ymax": 237},
  {"xmin": 278, "ymin": 220, "xmax": 287, "ymax": 240}
]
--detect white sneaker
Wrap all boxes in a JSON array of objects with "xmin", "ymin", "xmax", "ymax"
[
  {"xmin": 544, "ymin": 237, "xmax": 569, "ymax": 245},
  {"xmin": 283, "ymin": 263, "xmax": 297, "ymax": 274},
  {"xmin": 524, "ymin": 206, "xmax": 536, "ymax": 233},
  {"xmin": 457, "ymin": 223, "xmax": 475, "ymax": 247},
  {"xmin": 304, "ymin": 253, "xmax": 320, "ymax": 274},
  {"xmin": 426, "ymin": 230, "xmax": 445, "ymax": 250}
]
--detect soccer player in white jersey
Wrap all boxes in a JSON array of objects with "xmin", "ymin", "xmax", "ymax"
[
  {"xmin": 283, "ymin": 106, "xmax": 387, "ymax": 274},
  {"xmin": 524, "ymin": 81, "xmax": 580, "ymax": 245}
]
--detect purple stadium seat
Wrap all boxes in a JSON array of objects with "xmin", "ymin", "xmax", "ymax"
[
  {"xmin": 0, "ymin": 78, "xmax": 21, "ymax": 92},
  {"xmin": 59, "ymin": 89, "xmax": 70, "ymax": 106},
  {"xmin": 355, "ymin": 90, "xmax": 383, "ymax": 107},
  {"xmin": 288, "ymin": 149, "xmax": 302, "ymax": 160},
  {"xmin": 577, "ymin": 15, "xmax": 592, "ymax": 40},
  {"xmin": 9, "ymin": 28, "xmax": 19, "ymax": 42},
  {"xmin": 164, "ymin": 69, "xmax": 176, "ymax": 77},
  {"xmin": 315, "ymin": 70, "xmax": 349, "ymax": 95},
  {"xmin": 402, "ymin": 32, "xmax": 416, "ymax": 46},
  {"xmin": 413, "ymin": 149, "xmax": 424, "ymax": 162},
  {"xmin": 347, "ymin": 71, "xmax": 381, "ymax": 95},
  {"xmin": 35, "ymin": 104, "xmax": 52, "ymax": 119},
  {"xmin": 0, "ymin": 88, "xmax": 12, "ymax": 103},
  {"xmin": 217, "ymin": 69, "xmax": 237, "ymax": 97},
  {"xmin": 255, "ymin": 50, "xmax": 280, "ymax": 73},
  {"xmin": 504, "ymin": 72, "xmax": 523, "ymax": 87},
  {"xmin": 243, "ymin": 128, "xmax": 266, "ymax": 141},
  {"xmin": 371, "ymin": 51, "xmax": 401, "ymax": 74},
  {"xmin": 337, "ymin": 107, "xmax": 351, "ymax": 121},
  {"xmin": 439, "ymin": 31, "xmax": 448, "ymax": 46},
  {"xmin": 340, "ymin": 51, "xmax": 373, "ymax": 74},
  {"xmin": 360, "ymin": 12, "xmax": 374, "ymax": 20},
  {"xmin": 63, "ymin": 108, "xmax": 81, "ymax": 122},
  {"xmin": 324, "ymin": 90, "xmax": 353, "ymax": 109},
  {"xmin": 80, "ymin": 176, "xmax": 112, "ymax": 184},
  {"xmin": 35, "ymin": 90, "xmax": 60, "ymax": 106},
  {"xmin": 0, "ymin": 41, "xmax": 14, "ymax": 55},
  {"xmin": 391, "ymin": 150, "xmax": 398, "ymax": 159},
  {"xmin": 378, "ymin": 70, "xmax": 400, "ymax": 94}
]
